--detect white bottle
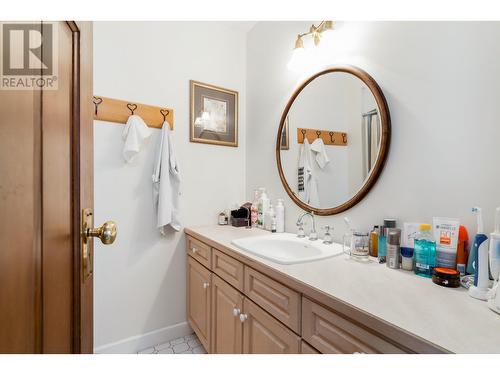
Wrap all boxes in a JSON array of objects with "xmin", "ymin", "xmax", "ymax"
[
  {"xmin": 257, "ymin": 188, "xmax": 269, "ymax": 229},
  {"xmin": 275, "ymin": 199, "xmax": 285, "ymax": 233},
  {"xmin": 265, "ymin": 204, "xmax": 275, "ymax": 231}
]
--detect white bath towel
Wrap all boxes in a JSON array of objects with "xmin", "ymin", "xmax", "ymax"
[
  {"xmin": 311, "ymin": 138, "xmax": 330, "ymax": 169},
  {"xmin": 298, "ymin": 138, "xmax": 320, "ymax": 207},
  {"xmin": 152, "ymin": 122, "xmax": 181, "ymax": 233},
  {"xmin": 122, "ymin": 115, "xmax": 152, "ymax": 163}
]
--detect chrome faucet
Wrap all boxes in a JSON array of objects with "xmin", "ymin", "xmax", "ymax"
[{"xmin": 296, "ymin": 211, "xmax": 318, "ymax": 241}]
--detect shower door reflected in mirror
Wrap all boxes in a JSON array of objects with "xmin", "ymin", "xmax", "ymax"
[{"xmin": 276, "ymin": 66, "xmax": 391, "ymax": 215}]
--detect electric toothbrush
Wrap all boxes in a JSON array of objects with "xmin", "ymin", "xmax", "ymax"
[
  {"xmin": 468, "ymin": 207, "xmax": 490, "ymax": 300},
  {"xmin": 487, "ymin": 207, "xmax": 500, "ymax": 313}
]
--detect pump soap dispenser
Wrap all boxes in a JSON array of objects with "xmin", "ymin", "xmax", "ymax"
[{"xmin": 468, "ymin": 207, "xmax": 490, "ymax": 300}]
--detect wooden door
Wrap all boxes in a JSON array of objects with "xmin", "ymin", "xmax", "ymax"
[
  {"xmin": 187, "ymin": 257, "xmax": 212, "ymax": 352},
  {"xmin": 0, "ymin": 21, "xmax": 93, "ymax": 353},
  {"xmin": 211, "ymin": 275, "xmax": 243, "ymax": 354},
  {"xmin": 242, "ymin": 298, "xmax": 300, "ymax": 354}
]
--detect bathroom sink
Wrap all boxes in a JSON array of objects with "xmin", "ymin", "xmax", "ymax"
[{"xmin": 231, "ymin": 233, "xmax": 343, "ymax": 265}]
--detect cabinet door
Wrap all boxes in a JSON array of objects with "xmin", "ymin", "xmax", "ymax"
[
  {"xmin": 187, "ymin": 257, "xmax": 212, "ymax": 352},
  {"xmin": 211, "ymin": 275, "xmax": 244, "ymax": 353},
  {"xmin": 242, "ymin": 299, "xmax": 300, "ymax": 354}
]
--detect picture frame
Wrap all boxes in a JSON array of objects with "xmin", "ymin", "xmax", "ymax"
[
  {"xmin": 190, "ymin": 80, "xmax": 239, "ymax": 147},
  {"xmin": 280, "ymin": 115, "xmax": 289, "ymax": 150}
]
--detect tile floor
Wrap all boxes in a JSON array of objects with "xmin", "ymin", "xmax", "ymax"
[{"xmin": 137, "ymin": 333, "xmax": 207, "ymax": 354}]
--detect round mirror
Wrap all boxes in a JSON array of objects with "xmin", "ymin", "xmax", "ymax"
[{"xmin": 276, "ymin": 66, "xmax": 391, "ymax": 215}]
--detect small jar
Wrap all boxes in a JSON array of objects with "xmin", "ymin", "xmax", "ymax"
[{"xmin": 401, "ymin": 247, "xmax": 414, "ymax": 271}]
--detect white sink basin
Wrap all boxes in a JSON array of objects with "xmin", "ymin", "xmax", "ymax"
[{"xmin": 231, "ymin": 233, "xmax": 343, "ymax": 265}]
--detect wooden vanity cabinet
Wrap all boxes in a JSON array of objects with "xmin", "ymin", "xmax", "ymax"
[{"xmin": 185, "ymin": 233, "xmax": 441, "ymax": 354}]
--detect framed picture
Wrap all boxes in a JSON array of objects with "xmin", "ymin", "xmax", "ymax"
[
  {"xmin": 280, "ymin": 115, "xmax": 289, "ymax": 150},
  {"xmin": 190, "ymin": 80, "xmax": 238, "ymax": 147}
]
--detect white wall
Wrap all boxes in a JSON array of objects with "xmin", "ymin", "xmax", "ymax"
[
  {"xmin": 246, "ymin": 21, "xmax": 500, "ymax": 240},
  {"xmin": 93, "ymin": 22, "xmax": 247, "ymax": 352}
]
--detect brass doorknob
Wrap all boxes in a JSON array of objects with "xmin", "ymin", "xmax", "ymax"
[{"xmin": 86, "ymin": 221, "xmax": 117, "ymax": 245}]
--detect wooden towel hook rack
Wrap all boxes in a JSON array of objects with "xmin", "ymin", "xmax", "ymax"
[
  {"xmin": 297, "ymin": 127, "xmax": 347, "ymax": 146},
  {"xmin": 92, "ymin": 96, "xmax": 174, "ymax": 129}
]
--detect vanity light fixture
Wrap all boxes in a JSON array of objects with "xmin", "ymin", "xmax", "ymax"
[
  {"xmin": 288, "ymin": 21, "xmax": 334, "ymax": 71},
  {"xmin": 292, "ymin": 20, "xmax": 333, "ymax": 49}
]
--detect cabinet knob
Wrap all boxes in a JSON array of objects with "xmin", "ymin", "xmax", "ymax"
[
  {"xmin": 239, "ymin": 313, "xmax": 248, "ymax": 322},
  {"xmin": 232, "ymin": 308, "xmax": 241, "ymax": 317},
  {"xmin": 203, "ymin": 282, "xmax": 210, "ymax": 289},
  {"xmin": 192, "ymin": 247, "xmax": 198, "ymax": 253}
]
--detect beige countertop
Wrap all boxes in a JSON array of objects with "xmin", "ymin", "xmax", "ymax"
[{"xmin": 185, "ymin": 225, "xmax": 500, "ymax": 354}]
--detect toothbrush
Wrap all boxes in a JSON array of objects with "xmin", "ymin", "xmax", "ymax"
[{"xmin": 468, "ymin": 207, "xmax": 490, "ymax": 301}]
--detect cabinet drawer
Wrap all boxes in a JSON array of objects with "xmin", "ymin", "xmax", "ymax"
[
  {"xmin": 212, "ymin": 249, "xmax": 244, "ymax": 291},
  {"xmin": 301, "ymin": 340, "xmax": 320, "ymax": 354},
  {"xmin": 302, "ymin": 298, "xmax": 406, "ymax": 354},
  {"xmin": 244, "ymin": 266, "xmax": 300, "ymax": 333},
  {"xmin": 187, "ymin": 236, "xmax": 211, "ymax": 269}
]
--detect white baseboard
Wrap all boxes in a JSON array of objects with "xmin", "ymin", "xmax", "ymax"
[{"xmin": 94, "ymin": 321, "xmax": 192, "ymax": 354}]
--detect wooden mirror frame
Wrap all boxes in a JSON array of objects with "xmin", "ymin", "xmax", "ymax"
[{"xmin": 276, "ymin": 65, "xmax": 391, "ymax": 216}]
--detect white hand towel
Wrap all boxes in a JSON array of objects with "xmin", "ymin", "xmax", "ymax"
[
  {"xmin": 152, "ymin": 122, "xmax": 181, "ymax": 234},
  {"xmin": 122, "ymin": 115, "xmax": 152, "ymax": 163},
  {"xmin": 298, "ymin": 138, "xmax": 320, "ymax": 207},
  {"xmin": 311, "ymin": 138, "xmax": 330, "ymax": 169}
]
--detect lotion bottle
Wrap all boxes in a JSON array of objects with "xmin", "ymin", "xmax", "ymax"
[
  {"xmin": 257, "ymin": 188, "xmax": 269, "ymax": 228},
  {"xmin": 275, "ymin": 199, "xmax": 285, "ymax": 233},
  {"xmin": 265, "ymin": 204, "xmax": 275, "ymax": 231}
]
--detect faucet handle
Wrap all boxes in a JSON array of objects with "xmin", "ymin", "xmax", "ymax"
[
  {"xmin": 322, "ymin": 225, "xmax": 333, "ymax": 245},
  {"xmin": 297, "ymin": 222, "xmax": 305, "ymax": 238}
]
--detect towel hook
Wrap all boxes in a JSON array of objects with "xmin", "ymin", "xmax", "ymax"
[
  {"xmin": 316, "ymin": 130, "xmax": 321, "ymax": 138},
  {"xmin": 329, "ymin": 131, "xmax": 335, "ymax": 143},
  {"xmin": 127, "ymin": 103, "xmax": 138, "ymax": 115},
  {"xmin": 92, "ymin": 96, "xmax": 103, "ymax": 116},
  {"xmin": 160, "ymin": 109, "xmax": 170, "ymax": 122},
  {"xmin": 342, "ymin": 133, "xmax": 347, "ymax": 144}
]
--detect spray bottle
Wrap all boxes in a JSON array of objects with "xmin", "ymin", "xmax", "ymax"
[{"xmin": 468, "ymin": 207, "xmax": 490, "ymax": 300}]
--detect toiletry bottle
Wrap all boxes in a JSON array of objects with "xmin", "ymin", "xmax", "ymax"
[
  {"xmin": 386, "ymin": 228, "xmax": 402, "ymax": 269},
  {"xmin": 257, "ymin": 188, "xmax": 269, "ymax": 228},
  {"xmin": 265, "ymin": 204, "xmax": 275, "ymax": 231},
  {"xmin": 414, "ymin": 223, "xmax": 436, "ymax": 278},
  {"xmin": 250, "ymin": 189, "xmax": 260, "ymax": 228},
  {"xmin": 469, "ymin": 207, "xmax": 490, "ymax": 300},
  {"xmin": 275, "ymin": 199, "xmax": 285, "ymax": 233},
  {"xmin": 378, "ymin": 219, "xmax": 396, "ymax": 264},
  {"xmin": 456, "ymin": 225, "xmax": 469, "ymax": 276},
  {"xmin": 369, "ymin": 226, "xmax": 379, "ymax": 257},
  {"xmin": 271, "ymin": 213, "xmax": 277, "ymax": 233},
  {"xmin": 401, "ymin": 247, "xmax": 414, "ymax": 271},
  {"xmin": 377, "ymin": 225, "xmax": 386, "ymax": 263},
  {"xmin": 433, "ymin": 217, "xmax": 460, "ymax": 269}
]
